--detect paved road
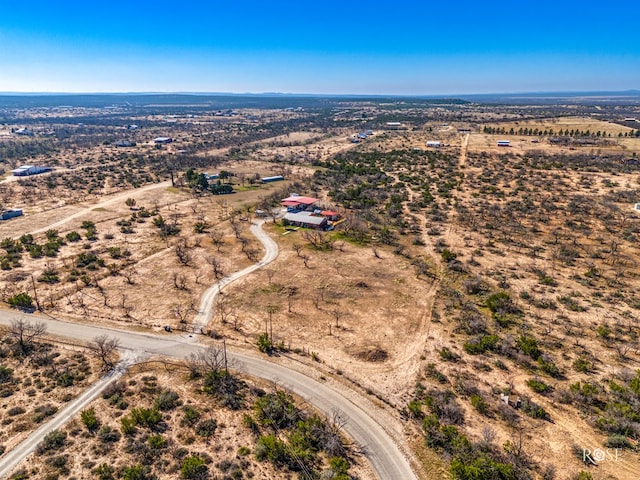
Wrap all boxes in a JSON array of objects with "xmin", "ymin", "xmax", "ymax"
[
  {"xmin": 0, "ymin": 311, "xmax": 417, "ymax": 480},
  {"xmin": 191, "ymin": 219, "xmax": 279, "ymax": 334},
  {"xmin": 0, "ymin": 352, "xmax": 136, "ymax": 478}
]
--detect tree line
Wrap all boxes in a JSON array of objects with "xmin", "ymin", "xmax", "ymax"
[{"xmin": 483, "ymin": 125, "xmax": 640, "ymax": 138}]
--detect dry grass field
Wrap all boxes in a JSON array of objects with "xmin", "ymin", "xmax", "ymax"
[{"xmin": 216, "ymin": 224, "xmax": 436, "ymax": 406}]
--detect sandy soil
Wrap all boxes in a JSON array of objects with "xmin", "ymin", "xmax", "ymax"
[{"xmin": 10, "ymin": 365, "xmax": 374, "ymax": 479}]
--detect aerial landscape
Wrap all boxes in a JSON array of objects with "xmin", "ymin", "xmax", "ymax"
[{"xmin": 0, "ymin": 2, "xmax": 639, "ymax": 480}]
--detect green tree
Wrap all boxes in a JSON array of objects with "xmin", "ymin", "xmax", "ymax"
[
  {"xmin": 81, "ymin": 407, "xmax": 100, "ymax": 432},
  {"xmin": 257, "ymin": 333, "xmax": 273, "ymax": 353}
]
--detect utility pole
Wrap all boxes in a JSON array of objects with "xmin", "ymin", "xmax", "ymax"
[
  {"xmin": 30, "ymin": 274, "xmax": 41, "ymax": 311},
  {"xmin": 223, "ymin": 337, "xmax": 228, "ymax": 374}
]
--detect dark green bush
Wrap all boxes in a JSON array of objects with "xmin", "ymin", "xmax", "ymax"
[
  {"xmin": 464, "ymin": 334, "xmax": 500, "ymax": 355},
  {"xmin": 196, "ymin": 418, "xmax": 217, "ymax": 438},
  {"xmin": 7, "ymin": 292, "xmax": 34, "ymax": 310},
  {"xmin": 154, "ymin": 390, "xmax": 181, "ymax": 411},
  {"xmin": 516, "ymin": 335, "xmax": 541, "ymax": 360},
  {"xmin": 181, "ymin": 455, "xmax": 208, "ymax": 479},
  {"xmin": 527, "ymin": 378, "xmax": 551, "ymax": 394},
  {"xmin": 37, "ymin": 429, "xmax": 66, "ymax": 454}
]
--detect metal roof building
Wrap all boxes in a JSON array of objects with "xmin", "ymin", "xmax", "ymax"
[{"xmin": 283, "ymin": 212, "xmax": 327, "ymax": 229}]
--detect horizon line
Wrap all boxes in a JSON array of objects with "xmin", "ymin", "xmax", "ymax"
[{"xmin": 0, "ymin": 89, "xmax": 639, "ymax": 98}]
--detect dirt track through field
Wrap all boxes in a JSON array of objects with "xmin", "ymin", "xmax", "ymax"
[{"xmin": 27, "ymin": 181, "xmax": 171, "ymax": 235}]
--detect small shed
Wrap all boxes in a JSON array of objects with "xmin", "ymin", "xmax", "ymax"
[
  {"xmin": 0, "ymin": 209, "xmax": 23, "ymax": 220},
  {"xmin": 261, "ymin": 175, "xmax": 284, "ymax": 183},
  {"xmin": 499, "ymin": 393, "xmax": 521, "ymax": 408},
  {"xmin": 321, "ymin": 210, "xmax": 340, "ymax": 221},
  {"xmin": 11, "ymin": 165, "xmax": 52, "ymax": 176}
]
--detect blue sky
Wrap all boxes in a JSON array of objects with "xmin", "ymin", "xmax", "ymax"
[{"xmin": 0, "ymin": 0, "xmax": 638, "ymax": 95}]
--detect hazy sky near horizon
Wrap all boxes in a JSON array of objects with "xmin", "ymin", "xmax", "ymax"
[{"xmin": 0, "ymin": 0, "xmax": 638, "ymax": 95}]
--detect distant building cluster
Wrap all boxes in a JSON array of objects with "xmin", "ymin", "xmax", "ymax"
[{"xmin": 349, "ymin": 129, "xmax": 373, "ymax": 143}]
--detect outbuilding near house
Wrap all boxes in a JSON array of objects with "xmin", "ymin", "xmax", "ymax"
[
  {"xmin": 0, "ymin": 209, "xmax": 23, "ymax": 220},
  {"xmin": 261, "ymin": 175, "xmax": 284, "ymax": 183},
  {"xmin": 11, "ymin": 165, "xmax": 52, "ymax": 176},
  {"xmin": 283, "ymin": 211, "xmax": 327, "ymax": 229}
]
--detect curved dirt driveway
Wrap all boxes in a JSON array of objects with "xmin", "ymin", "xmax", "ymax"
[{"xmin": 191, "ymin": 219, "xmax": 279, "ymax": 334}]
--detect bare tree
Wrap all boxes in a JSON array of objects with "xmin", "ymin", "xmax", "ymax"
[
  {"xmin": 481, "ymin": 426, "xmax": 497, "ymax": 445},
  {"xmin": 302, "ymin": 230, "xmax": 333, "ymax": 250},
  {"xmin": 8, "ymin": 318, "xmax": 47, "ymax": 356},
  {"xmin": 265, "ymin": 303, "xmax": 280, "ymax": 342},
  {"xmin": 121, "ymin": 266, "xmax": 137, "ymax": 285},
  {"xmin": 210, "ymin": 230, "xmax": 225, "ymax": 252},
  {"xmin": 207, "ymin": 255, "xmax": 225, "ymax": 280},
  {"xmin": 216, "ymin": 295, "xmax": 238, "ymax": 327},
  {"xmin": 175, "ymin": 238, "xmax": 192, "ymax": 266},
  {"xmin": 120, "ymin": 293, "xmax": 134, "ymax": 318},
  {"xmin": 323, "ymin": 409, "xmax": 348, "ymax": 457},
  {"xmin": 264, "ymin": 268, "xmax": 277, "ymax": 285},
  {"xmin": 329, "ymin": 308, "xmax": 346, "ymax": 329},
  {"xmin": 174, "ymin": 301, "xmax": 196, "ymax": 324},
  {"xmin": 231, "ymin": 220, "xmax": 242, "ymax": 239},
  {"xmin": 284, "ymin": 286, "xmax": 298, "ymax": 313},
  {"xmin": 172, "ymin": 272, "xmax": 189, "ymax": 290},
  {"xmin": 187, "ymin": 344, "xmax": 226, "ymax": 378},
  {"xmin": 613, "ymin": 340, "xmax": 637, "ymax": 360},
  {"xmin": 87, "ymin": 335, "xmax": 120, "ymax": 371}
]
